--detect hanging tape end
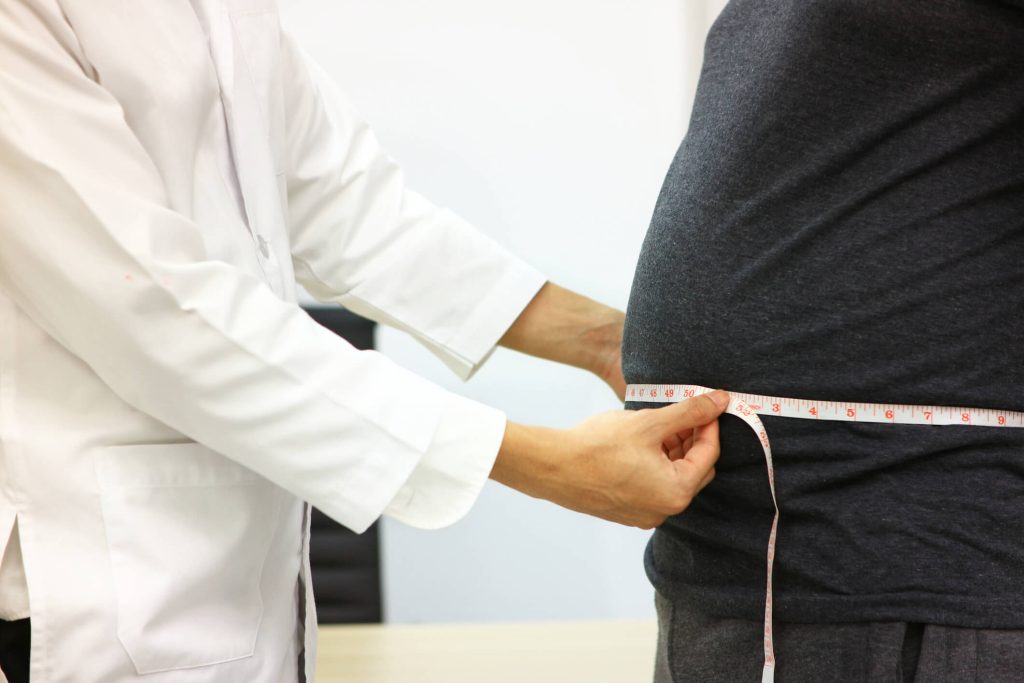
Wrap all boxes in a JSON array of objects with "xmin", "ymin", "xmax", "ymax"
[{"xmin": 761, "ymin": 664, "xmax": 775, "ymax": 683}]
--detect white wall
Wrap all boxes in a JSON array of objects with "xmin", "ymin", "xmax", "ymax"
[{"xmin": 280, "ymin": 0, "xmax": 725, "ymax": 623}]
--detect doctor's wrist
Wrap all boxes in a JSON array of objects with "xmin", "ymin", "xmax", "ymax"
[
  {"xmin": 489, "ymin": 421, "xmax": 568, "ymax": 503},
  {"xmin": 581, "ymin": 309, "xmax": 626, "ymax": 398},
  {"xmin": 499, "ymin": 282, "xmax": 625, "ymax": 394}
]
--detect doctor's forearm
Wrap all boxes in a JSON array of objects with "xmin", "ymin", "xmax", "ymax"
[{"xmin": 499, "ymin": 282, "xmax": 625, "ymax": 395}]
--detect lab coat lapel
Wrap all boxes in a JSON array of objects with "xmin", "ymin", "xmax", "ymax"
[{"xmin": 202, "ymin": 1, "xmax": 283, "ymax": 240}]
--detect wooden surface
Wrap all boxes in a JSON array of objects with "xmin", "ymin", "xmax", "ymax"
[{"xmin": 315, "ymin": 620, "xmax": 658, "ymax": 683}]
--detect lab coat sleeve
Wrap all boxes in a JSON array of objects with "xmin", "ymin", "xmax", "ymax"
[
  {"xmin": 279, "ymin": 35, "xmax": 547, "ymax": 381},
  {"xmin": 0, "ymin": 2, "xmax": 501, "ymax": 531}
]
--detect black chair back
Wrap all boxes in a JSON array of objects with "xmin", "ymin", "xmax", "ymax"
[{"xmin": 304, "ymin": 306, "xmax": 382, "ymax": 624}]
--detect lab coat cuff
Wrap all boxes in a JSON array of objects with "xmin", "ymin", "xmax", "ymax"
[
  {"xmin": 383, "ymin": 395, "xmax": 506, "ymax": 529},
  {"xmin": 438, "ymin": 263, "xmax": 547, "ymax": 381}
]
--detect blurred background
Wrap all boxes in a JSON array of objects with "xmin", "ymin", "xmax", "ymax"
[{"xmin": 281, "ymin": 0, "xmax": 727, "ymax": 625}]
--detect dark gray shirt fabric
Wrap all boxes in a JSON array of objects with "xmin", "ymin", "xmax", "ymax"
[{"xmin": 623, "ymin": 0, "xmax": 1024, "ymax": 627}]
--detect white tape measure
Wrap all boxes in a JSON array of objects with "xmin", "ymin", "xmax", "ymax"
[{"xmin": 626, "ymin": 384, "xmax": 1024, "ymax": 683}]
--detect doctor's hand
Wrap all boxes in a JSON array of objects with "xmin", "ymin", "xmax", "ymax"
[{"xmin": 490, "ymin": 391, "xmax": 729, "ymax": 529}]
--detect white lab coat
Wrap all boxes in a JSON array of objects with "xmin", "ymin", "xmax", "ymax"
[{"xmin": 0, "ymin": 1, "xmax": 545, "ymax": 681}]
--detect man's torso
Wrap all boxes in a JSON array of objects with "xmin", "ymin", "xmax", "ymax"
[{"xmin": 624, "ymin": 0, "xmax": 1024, "ymax": 626}]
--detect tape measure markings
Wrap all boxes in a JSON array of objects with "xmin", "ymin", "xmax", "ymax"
[
  {"xmin": 628, "ymin": 385, "xmax": 1024, "ymax": 427},
  {"xmin": 625, "ymin": 383, "xmax": 1024, "ymax": 683}
]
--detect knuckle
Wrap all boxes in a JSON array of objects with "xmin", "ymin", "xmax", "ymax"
[
  {"xmin": 636, "ymin": 408, "xmax": 660, "ymax": 427},
  {"xmin": 644, "ymin": 407, "xmax": 665, "ymax": 424},
  {"xmin": 640, "ymin": 514, "xmax": 666, "ymax": 530},
  {"xmin": 667, "ymin": 490, "xmax": 693, "ymax": 514}
]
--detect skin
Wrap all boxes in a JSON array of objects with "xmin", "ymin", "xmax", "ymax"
[{"xmin": 493, "ymin": 282, "xmax": 727, "ymax": 529}]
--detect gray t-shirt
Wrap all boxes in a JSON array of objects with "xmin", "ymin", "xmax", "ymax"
[{"xmin": 624, "ymin": 0, "xmax": 1024, "ymax": 626}]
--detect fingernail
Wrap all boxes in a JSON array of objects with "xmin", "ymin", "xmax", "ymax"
[{"xmin": 709, "ymin": 390, "xmax": 730, "ymax": 408}]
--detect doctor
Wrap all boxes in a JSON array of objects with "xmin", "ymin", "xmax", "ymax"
[{"xmin": 0, "ymin": 2, "xmax": 726, "ymax": 682}]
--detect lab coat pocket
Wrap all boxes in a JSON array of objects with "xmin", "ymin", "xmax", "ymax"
[{"xmin": 97, "ymin": 442, "xmax": 283, "ymax": 674}]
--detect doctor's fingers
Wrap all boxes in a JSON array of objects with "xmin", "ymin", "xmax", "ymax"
[
  {"xmin": 670, "ymin": 419, "xmax": 720, "ymax": 492},
  {"xmin": 634, "ymin": 420, "xmax": 720, "ymax": 525},
  {"xmin": 642, "ymin": 391, "xmax": 729, "ymax": 439},
  {"xmin": 662, "ymin": 429, "xmax": 693, "ymax": 460}
]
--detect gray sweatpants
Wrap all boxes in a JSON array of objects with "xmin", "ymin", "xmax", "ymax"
[{"xmin": 654, "ymin": 593, "xmax": 1024, "ymax": 682}]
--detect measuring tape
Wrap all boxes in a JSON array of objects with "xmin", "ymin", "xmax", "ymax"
[{"xmin": 626, "ymin": 383, "xmax": 1024, "ymax": 683}]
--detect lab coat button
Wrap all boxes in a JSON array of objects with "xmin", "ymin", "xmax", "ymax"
[{"xmin": 257, "ymin": 235, "xmax": 270, "ymax": 259}]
